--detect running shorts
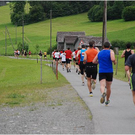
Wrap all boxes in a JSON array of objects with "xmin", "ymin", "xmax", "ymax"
[
  {"xmin": 79, "ymin": 61, "xmax": 86, "ymax": 75},
  {"xmin": 66, "ymin": 58, "xmax": 70, "ymax": 64},
  {"xmin": 99, "ymin": 73, "xmax": 113, "ymax": 82},
  {"xmin": 130, "ymin": 73, "xmax": 135, "ymax": 91},
  {"xmin": 86, "ymin": 62, "xmax": 97, "ymax": 79},
  {"xmin": 62, "ymin": 61, "xmax": 66, "ymax": 63}
]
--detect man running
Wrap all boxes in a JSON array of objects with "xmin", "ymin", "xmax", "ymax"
[
  {"xmin": 65, "ymin": 48, "xmax": 72, "ymax": 72},
  {"xmin": 121, "ymin": 43, "xmax": 134, "ymax": 85},
  {"xmin": 77, "ymin": 45, "xmax": 87, "ymax": 86},
  {"xmin": 60, "ymin": 50, "xmax": 66, "ymax": 70},
  {"xmin": 93, "ymin": 42, "xmax": 116, "ymax": 105},
  {"xmin": 125, "ymin": 54, "xmax": 135, "ymax": 109},
  {"xmin": 84, "ymin": 41, "xmax": 98, "ymax": 97}
]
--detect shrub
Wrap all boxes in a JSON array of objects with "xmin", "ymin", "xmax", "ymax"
[
  {"xmin": 111, "ymin": 40, "xmax": 135, "ymax": 50},
  {"xmin": 47, "ymin": 44, "xmax": 57, "ymax": 55},
  {"xmin": 17, "ymin": 42, "xmax": 29, "ymax": 52},
  {"xmin": 122, "ymin": 6, "xmax": 135, "ymax": 21},
  {"xmin": 87, "ymin": 5, "xmax": 103, "ymax": 22}
]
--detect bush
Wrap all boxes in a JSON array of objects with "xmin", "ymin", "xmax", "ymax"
[
  {"xmin": 17, "ymin": 42, "xmax": 29, "ymax": 53},
  {"xmin": 111, "ymin": 40, "xmax": 135, "ymax": 50},
  {"xmin": 47, "ymin": 44, "xmax": 57, "ymax": 55},
  {"xmin": 88, "ymin": 5, "xmax": 103, "ymax": 22},
  {"xmin": 122, "ymin": 6, "xmax": 135, "ymax": 21}
]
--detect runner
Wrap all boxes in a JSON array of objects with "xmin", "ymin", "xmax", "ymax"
[
  {"xmin": 60, "ymin": 50, "xmax": 66, "ymax": 70},
  {"xmin": 43, "ymin": 51, "xmax": 47, "ymax": 60},
  {"xmin": 121, "ymin": 43, "xmax": 134, "ymax": 85},
  {"xmin": 52, "ymin": 50, "xmax": 56, "ymax": 63},
  {"xmin": 84, "ymin": 41, "xmax": 98, "ymax": 97},
  {"xmin": 54, "ymin": 49, "xmax": 60, "ymax": 62},
  {"xmin": 77, "ymin": 45, "xmax": 87, "ymax": 86},
  {"xmin": 65, "ymin": 48, "xmax": 72, "ymax": 72},
  {"xmin": 72, "ymin": 49, "xmax": 76, "ymax": 68},
  {"xmin": 125, "ymin": 54, "xmax": 135, "ymax": 108},
  {"xmin": 93, "ymin": 42, "xmax": 116, "ymax": 105},
  {"xmin": 75, "ymin": 47, "xmax": 81, "ymax": 74}
]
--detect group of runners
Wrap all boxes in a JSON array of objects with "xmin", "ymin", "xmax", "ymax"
[{"xmin": 52, "ymin": 41, "xmax": 135, "ymax": 107}]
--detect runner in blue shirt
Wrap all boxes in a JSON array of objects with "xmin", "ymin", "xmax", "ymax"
[{"xmin": 93, "ymin": 42, "xmax": 116, "ymax": 106}]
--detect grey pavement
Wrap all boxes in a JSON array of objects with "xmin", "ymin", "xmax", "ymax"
[{"xmin": 58, "ymin": 65, "xmax": 135, "ymax": 134}]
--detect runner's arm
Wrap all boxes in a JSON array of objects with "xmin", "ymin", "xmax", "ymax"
[
  {"xmin": 92, "ymin": 54, "xmax": 98, "ymax": 64},
  {"xmin": 110, "ymin": 50, "xmax": 116, "ymax": 65},
  {"xmin": 121, "ymin": 50, "xmax": 125, "ymax": 58}
]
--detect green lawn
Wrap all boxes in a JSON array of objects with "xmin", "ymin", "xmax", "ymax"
[
  {"xmin": 0, "ymin": 4, "xmax": 135, "ymax": 55},
  {"xmin": 0, "ymin": 56, "xmax": 68, "ymax": 107}
]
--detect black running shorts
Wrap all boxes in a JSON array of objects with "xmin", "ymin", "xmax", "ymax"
[
  {"xmin": 99, "ymin": 73, "xmax": 113, "ymax": 82},
  {"xmin": 86, "ymin": 62, "xmax": 97, "ymax": 79}
]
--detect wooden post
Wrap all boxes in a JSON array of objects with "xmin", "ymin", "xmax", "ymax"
[
  {"xmin": 5, "ymin": 26, "xmax": 7, "ymax": 56},
  {"xmin": 50, "ymin": 10, "xmax": 52, "ymax": 58},
  {"xmin": 40, "ymin": 56, "xmax": 42, "ymax": 84},
  {"xmin": 56, "ymin": 60, "xmax": 58, "ymax": 80},
  {"xmin": 102, "ymin": 0, "xmax": 107, "ymax": 47}
]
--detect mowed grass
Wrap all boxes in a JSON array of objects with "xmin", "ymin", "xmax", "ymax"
[
  {"xmin": 0, "ymin": 4, "xmax": 135, "ymax": 55},
  {"xmin": 0, "ymin": 56, "xmax": 68, "ymax": 107}
]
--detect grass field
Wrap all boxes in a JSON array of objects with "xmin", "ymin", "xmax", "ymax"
[
  {"xmin": 0, "ymin": 4, "xmax": 135, "ymax": 55},
  {"xmin": 0, "ymin": 56, "xmax": 68, "ymax": 107}
]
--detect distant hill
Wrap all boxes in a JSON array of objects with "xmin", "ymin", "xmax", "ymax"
[{"xmin": 0, "ymin": 4, "xmax": 135, "ymax": 55}]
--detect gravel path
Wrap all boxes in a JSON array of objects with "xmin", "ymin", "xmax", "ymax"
[{"xmin": 0, "ymin": 85, "xmax": 95, "ymax": 134}]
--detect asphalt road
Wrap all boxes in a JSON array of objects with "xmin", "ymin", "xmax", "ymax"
[{"xmin": 58, "ymin": 65, "xmax": 135, "ymax": 134}]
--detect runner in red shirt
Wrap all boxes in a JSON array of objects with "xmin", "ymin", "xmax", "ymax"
[{"xmin": 65, "ymin": 48, "xmax": 72, "ymax": 72}]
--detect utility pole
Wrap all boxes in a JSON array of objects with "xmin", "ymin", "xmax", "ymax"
[
  {"xmin": 50, "ymin": 10, "xmax": 52, "ymax": 57},
  {"xmin": 22, "ymin": 14, "xmax": 24, "ymax": 49},
  {"xmin": 5, "ymin": 26, "xmax": 7, "ymax": 56},
  {"xmin": 102, "ymin": 0, "xmax": 107, "ymax": 47},
  {"xmin": 15, "ymin": 23, "xmax": 17, "ymax": 44}
]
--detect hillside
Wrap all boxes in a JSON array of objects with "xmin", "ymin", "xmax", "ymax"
[{"xmin": 0, "ymin": 4, "xmax": 135, "ymax": 55}]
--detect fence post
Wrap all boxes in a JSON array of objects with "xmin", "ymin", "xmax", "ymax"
[
  {"xmin": 56, "ymin": 60, "xmax": 58, "ymax": 80},
  {"xmin": 40, "ymin": 56, "xmax": 42, "ymax": 84}
]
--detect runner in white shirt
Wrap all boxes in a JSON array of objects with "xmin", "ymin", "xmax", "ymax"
[
  {"xmin": 72, "ymin": 49, "xmax": 76, "ymax": 68},
  {"xmin": 60, "ymin": 50, "xmax": 66, "ymax": 70},
  {"xmin": 54, "ymin": 50, "xmax": 60, "ymax": 62}
]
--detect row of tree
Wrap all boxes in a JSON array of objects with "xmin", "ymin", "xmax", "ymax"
[
  {"xmin": 88, "ymin": 1, "xmax": 135, "ymax": 22},
  {"xmin": 10, "ymin": 1, "xmax": 135, "ymax": 26}
]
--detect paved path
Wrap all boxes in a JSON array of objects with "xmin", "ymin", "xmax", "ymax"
[{"xmin": 58, "ymin": 65, "xmax": 135, "ymax": 134}]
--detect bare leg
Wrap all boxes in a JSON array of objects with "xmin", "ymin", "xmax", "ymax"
[
  {"xmin": 81, "ymin": 74, "xmax": 85, "ymax": 83},
  {"xmin": 132, "ymin": 91, "xmax": 135, "ymax": 106},
  {"xmin": 100, "ymin": 79, "xmax": 106, "ymax": 94},
  {"xmin": 87, "ymin": 77, "xmax": 92, "ymax": 93},
  {"xmin": 106, "ymin": 81, "xmax": 112, "ymax": 101},
  {"xmin": 126, "ymin": 70, "xmax": 131, "ymax": 83}
]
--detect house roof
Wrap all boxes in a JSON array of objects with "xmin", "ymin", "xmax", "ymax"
[
  {"xmin": 78, "ymin": 36, "xmax": 110, "ymax": 47},
  {"xmin": 56, "ymin": 32, "xmax": 85, "ymax": 43},
  {"xmin": 64, "ymin": 36, "xmax": 78, "ymax": 44}
]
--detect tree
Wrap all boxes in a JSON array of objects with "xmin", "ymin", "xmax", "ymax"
[
  {"xmin": 10, "ymin": 2, "xmax": 26, "ymax": 26},
  {"xmin": 29, "ymin": 5, "xmax": 46, "ymax": 23},
  {"xmin": 122, "ymin": 6, "xmax": 135, "ymax": 21},
  {"xmin": 88, "ymin": 5, "xmax": 103, "ymax": 22}
]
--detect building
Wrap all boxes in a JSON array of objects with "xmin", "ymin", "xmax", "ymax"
[
  {"xmin": 56, "ymin": 31, "xmax": 109, "ymax": 51},
  {"xmin": 0, "ymin": 1, "xmax": 7, "ymax": 6}
]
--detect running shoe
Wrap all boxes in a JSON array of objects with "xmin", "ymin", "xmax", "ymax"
[
  {"xmin": 76, "ymin": 68, "xmax": 78, "ymax": 73},
  {"xmin": 82, "ymin": 82, "xmax": 85, "ymax": 86},
  {"xmin": 78, "ymin": 71, "xmax": 81, "ymax": 75},
  {"xmin": 105, "ymin": 100, "xmax": 110, "ymax": 106},
  {"xmin": 89, "ymin": 92, "xmax": 93, "ymax": 97},
  {"xmin": 100, "ymin": 92, "xmax": 106, "ymax": 104},
  {"xmin": 92, "ymin": 82, "xmax": 96, "ymax": 90}
]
